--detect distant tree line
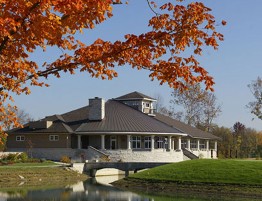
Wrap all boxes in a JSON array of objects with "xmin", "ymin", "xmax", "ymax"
[
  {"xmin": 212, "ymin": 122, "xmax": 262, "ymax": 159},
  {"xmin": 156, "ymin": 82, "xmax": 262, "ymax": 159}
]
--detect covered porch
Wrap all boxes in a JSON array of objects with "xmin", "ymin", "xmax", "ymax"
[
  {"xmin": 181, "ymin": 138, "xmax": 218, "ymax": 158},
  {"xmin": 74, "ymin": 133, "xmax": 185, "ymax": 151}
]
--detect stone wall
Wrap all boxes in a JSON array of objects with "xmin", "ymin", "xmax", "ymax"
[
  {"xmin": 6, "ymin": 148, "xmax": 107, "ymax": 162},
  {"xmin": 105, "ymin": 149, "xmax": 184, "ymax": 163},
  {"xmin": 6, "ymin": 148, "xmax": 184, "ymax": 162},
  {"xmin": 192, "ymin": 149, "xmax": 217, "ymax": 159}
]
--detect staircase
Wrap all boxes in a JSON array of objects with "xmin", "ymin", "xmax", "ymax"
[
  {"xmin": 88, "ymin": 146, "xmax": 110, "ymax": 162},
  {"xmin": 182, "ymin": 148, "xmax": 199, "ymax": 160}
]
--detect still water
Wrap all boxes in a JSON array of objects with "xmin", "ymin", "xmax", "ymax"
[{"xmin": 0, "ymin": 175, "xmax": 259, "ymax": 201}]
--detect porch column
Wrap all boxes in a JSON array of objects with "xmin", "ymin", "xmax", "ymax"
[
  {"xmin": 151, "ymin": 135, "xmax": 155, "ymax": 151},
  {"xmin": 172, "ymin": 138, "xmax": 175, "ymax": 150},
  {"xmin": 101, "ymin": 135, "xmax": 105, "ymax": 150},
  {"xmin": 177, "ymin": 136, "xmax": 181, "ymax": 150},
  {"xmin": 206, "ymin": 140, "xmax": 209, "ymax": 151},
  {"xmin": 197, "ymin": 139, "xmax": 200, "ymax": 150},
  {"xmin": 187, "ymin": 138, "xmax": 191, "ymax": 150},
  {"xmin": 214, "ymin": 141, "xmax": 217, "ymax": 150},
  {"xmin": 77, "ymin": 135, "xmax": 81, "ymax": 149},
  {"xmin": 127, "ymin": 135, "xmax": 131, "ymax": 150},
  {"xmin": 168, "ymin": 136, "xmax": 172, "ymax": 150}
]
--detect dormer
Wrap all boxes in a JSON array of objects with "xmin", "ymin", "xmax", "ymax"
[
  {"xmin": 115, "ymin": 91, "xmax": 156, "ymax": 116},
  {"xmin": 29, "ymin": 120, "xmax": 53, "ymax": 129}
]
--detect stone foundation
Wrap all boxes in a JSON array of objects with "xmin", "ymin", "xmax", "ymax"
[
  {"xmin": 6, "ymin": 148, "xmax": 184, "ymax": 163},
  {"xmin": 105, "ymin": 149, "xmax": 184, "ymax": 163}
]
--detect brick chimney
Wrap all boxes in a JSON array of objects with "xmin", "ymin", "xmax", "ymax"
[{"xmin": 88, "ymin": 97, "xmax": 105, "ymax": 121}]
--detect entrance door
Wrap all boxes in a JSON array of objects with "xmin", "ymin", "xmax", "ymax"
[
  {"xmin": 81, "ymin": 136, "xmax": 89, "ymax": 149},
  {"xmin": 110, "ymin": 136, "xmax": 117, "ymax": 150}
]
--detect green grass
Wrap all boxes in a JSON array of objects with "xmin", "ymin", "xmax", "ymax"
[
  {"xmin": 130, "ymin": 159, "xmax": 262, "ymax": 185},
  {"xmin": 0, "ymin": 161, "xmax": 88, "ymax": 187},
  {"xmin": 0, "ymin": 161, "xmax": 58, "ymax": 168}
]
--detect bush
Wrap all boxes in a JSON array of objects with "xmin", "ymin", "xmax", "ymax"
[
  {"xmin": 60, "ymin": 156, "xmax": 71, "ymax": 164},
  {"xmin": 26, "ymin": 158, "xmax": 40, "ymax": 163},
  {"xmin": 18, "ymin": 152, "xmax": 28, "ymax": 162},
  {"xmin": 4, "ymin": 153, "xmax": 19, "ymax": 162}
]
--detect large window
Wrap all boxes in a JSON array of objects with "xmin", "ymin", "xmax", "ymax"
[
  {"xmin": 16, "ymin": 136, "xmax": 25, "ymax": 141},
  {"xmin": 144, "ymin": 136, "xmax": 151, "ymax": 149},
  {"xmin": 181, "ymin": 139, "xmax": 187, "ymax": 149},
  {"xmin": 157, "ymin": 137, "xmax": 165, "ymax": 148},
  {"xmin": 49, "ymin": 135, "xmax": 59, "ymax": 141},
  {"xmin": 199, "ymin": 140, "xmax": 206, "ymax": 150},
  {"xmin": 190, "ymin": 139, "xmax": 197, "ymax": 149},
  {"xmin": 131, "ymin": 136, "xmax": 141, "ymax": 149}
]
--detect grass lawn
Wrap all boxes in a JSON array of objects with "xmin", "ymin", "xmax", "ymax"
[
  {"xmin": 0, "ymin": 161, "xmax": 59, "ymax": 168},
  {"xmin": 0, "ymin": 161, "xmax": 88, "ymax": 186},
  {"xmin": 130, "ymin": 159, "xmax": 262, "ymax": 185}
]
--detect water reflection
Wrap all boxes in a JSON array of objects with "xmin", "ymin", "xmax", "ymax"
[
  {"xmin": 0, "ymin": 176, "xmax": 152, "ymax": 201},
  {"xmin": 0, "ymin": 176, "xmax": 260, "ymax": 201}
]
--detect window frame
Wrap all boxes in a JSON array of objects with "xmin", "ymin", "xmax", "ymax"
[
  {"xmin": 49, "ymin": 135, "xmax": 59, "ymax": 141},
  {"xmin": 131, "ymin": 136, "xmax": 141, "ymax": 149},
  {"xmin": 16, "ymin": 135, "xmax": 25, "ymax": 141},
  {"xmin": 144, "ymin": 136, "xmax": 151, "ymax": 149},
  {"xmin": 181, "ymin": 139, "xmax": 187, "ymax": 149},
  {"xmin": 190, "ymin": 139, "xmax": 197, "ymax": 149},
  {"xmin": 157, "ymin": 137, "xmax": 165, "ymax": 149},
  {"xmin": 199, "ymin": 140, "xmax": 206, "ymax": 150}
]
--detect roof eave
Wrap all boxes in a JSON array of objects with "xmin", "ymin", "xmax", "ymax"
[{"xmin": 75, "ymin": 131, "xmax": 187, "ymax": 136}]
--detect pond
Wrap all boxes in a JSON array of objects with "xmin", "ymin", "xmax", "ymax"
[{"xmin": 0, "ymin": 175, "xmax": 259, "ymax": 201}]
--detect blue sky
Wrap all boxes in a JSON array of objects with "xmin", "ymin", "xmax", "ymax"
[{"xmin": 13, "ymin": 0, "xmax": 262, "ymax": 131}]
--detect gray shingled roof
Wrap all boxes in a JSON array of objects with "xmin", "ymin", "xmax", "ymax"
[
  {"xmin": 9, "ymin": 92, "xmax": 219, "ymax": 140},
  {"xmin": 76, "ymin": 100, "xmax": 182, "ymax": 134},
  {"xmin": 115, "ymin": 91, "xmax": 156, "ymax": 101},
  {"xmin": 10, "ymin": 120, "xmax": 73, "ymax": 134},
  {"xmin": 154, "ymin": 113, "xmax": 220, "ymax": 140},
  {"xmin": 9, "ymin": 100, "xmax": 183, "ymax": 135}
]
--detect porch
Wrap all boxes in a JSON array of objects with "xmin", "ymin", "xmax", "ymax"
[{"xmin": 74, "ymin": 134, "xmax": 184, "ymax": 151}]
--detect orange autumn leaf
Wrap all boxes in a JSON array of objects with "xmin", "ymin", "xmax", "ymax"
[{"xmin": 0, "ymin": 0, "xmax": 224, "ymax": 143}]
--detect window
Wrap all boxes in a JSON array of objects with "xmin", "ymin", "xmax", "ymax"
[
  {"xmin": 157, "ymin": 137, "xmax": 165, "ymax": 148},
  {"xmin": 16, "ymin": 136, "xmax": 25, "ymax": 141},
  {"xmin": 190, "ymin": 139, "xmax": 197, "ymax": 149},
  {"xmin": 144, "ymin": 136, "xmax": 151, "ymax": 149},
  {"xmin": 199, "ymin": 140, "xmax": 206, "ymax": 150},
  {"xmin": 49, "ymin": 135, "xmax": 59, "ymax": 141},
  {"xmin": 131, "ymin": 136, "xmax": 141, "ymax": 149},
  {"xmin": 181, "ymin": 139, "xmax": 187, "ymax": 149}
]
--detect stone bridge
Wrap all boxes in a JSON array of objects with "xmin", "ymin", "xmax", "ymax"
[{"xmin": 83, "ymin": 162, "xmax": 170, "ymax": 177}]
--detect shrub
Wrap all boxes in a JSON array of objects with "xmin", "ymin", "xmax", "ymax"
[
  {"xmin": 26, "ymin": 158, "xmax": 40, "ymax": 163},
  {"xmin": 100, "ymin": 155, "xmax": 110, "ymax": 162},
  {"xmin": 60, "ymin": 156, "xmax": 71, "ymax": 164},
  {"xmin": 5, "ymin": 153, "xmax": 19, "ymax": 162},
  {"xmin": 18, "ymin": 152, "xmax": 28, "ymax": 162}
]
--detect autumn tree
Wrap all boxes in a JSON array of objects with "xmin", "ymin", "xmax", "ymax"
[
  {"xmin": 0, "ymin": 0, "xmax": 225, "ymax": 143},
  {"xmin": 154, "ymin": 93, "xmax": 183, "ymax": 120},
  {"xmin": 247, "ymin": 77, "xmax": 262, "ymax": 120},
  {"xmin": 0, "ymin": 108, "xmax": 33, "ymax": 150},
  {"xmin": 170, "ymin": 83, "xmax": 221, "ymax": 130},
  {"xmin": 232, "ymin": 122, "xmax": 245, "ymax": 158},
  {"xmin": 212, "ymin": 124, "xmax": 259, "ymax": 159},
  {"xmin": 3, "ymin": 107, "xmax": 34, "ymax": 130},
  {"xmin": 211, "ymin": 126, "xmax": 233, "ymax": 158},
  {"xmin": 256, "ymin": 132, "xmax": 262, "ymax": 158},
  {"xmin": 232, "ymin": 122, "xmax": 258, "ymax": 158}
]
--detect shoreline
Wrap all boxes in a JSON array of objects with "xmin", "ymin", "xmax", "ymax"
[
  {"xmin": 112, "ymin": 177, "xmax": 262, "ymax": 199},
  {"xmin": 0, "ymin": 166, "xmax": 88, "ymax": 189}
]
